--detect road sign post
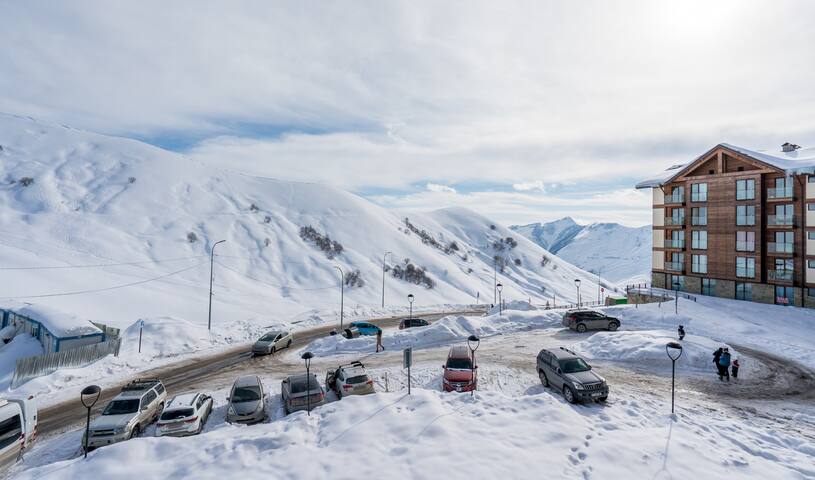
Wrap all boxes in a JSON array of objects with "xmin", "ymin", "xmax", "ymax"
[{"xmin": 403, "ymin": 347, "xmax": 413, "ymax": 395}]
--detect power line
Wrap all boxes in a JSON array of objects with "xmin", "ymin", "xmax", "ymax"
[
  {"xmin": 214, "ymin": 260, "xmax": 339, "ymax": 291},
  {"xmin": 0, "ymin": 255, "xmax": 207, "ymax": 271}
]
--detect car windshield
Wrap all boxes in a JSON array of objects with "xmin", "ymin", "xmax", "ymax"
[
  {"xmin": 102, "ymin": 399, "xmax": 140, "ymax": 415},
  {"xmin": 232, "ymin": 386, "xmax": 261, "ymax": 402},
  {"xmin": 291, "ymin": 377, "xmax": 320, "ymax": 394},
  {"xmin": 446, "ymin": 358, "xmax": 472, "ymax": 369},
  {"xmin": 259, "ymin": 333, "xmax": 277, "ymax": 341},
  {"xmin": 560, "ymin": 358, "xmax": 591, "ymax": 374},
  {"xmin": 346, "ymin": 375, "xmax": 368, "ymax": 384},
  {"xmin": 160, "ymin": 408, "xmax": 194, "ymax": 421}
]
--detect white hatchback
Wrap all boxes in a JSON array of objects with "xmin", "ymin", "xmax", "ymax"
[{"xmin": 155, "ymin": 393, "xmax": 213, "ymax": 437}]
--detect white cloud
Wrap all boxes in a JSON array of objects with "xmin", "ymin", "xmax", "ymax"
[
  {"xmin": 512, "ymin": 181, "xmax": 545, "ymax": 192},
  {"xmin": 426, "ymin": 183, "xmax": 456, "ymax": 194}
]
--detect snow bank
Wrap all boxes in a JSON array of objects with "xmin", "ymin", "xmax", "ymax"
[{"xmin": 0, "ymin": 334, "xmax": 43, "ymax": 389}]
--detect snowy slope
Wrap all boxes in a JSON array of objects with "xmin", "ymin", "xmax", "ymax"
[
  {"xmin": 511, "ymin": 218, "xmax": 650, "ymax": 286},
  {"xmin": 0, "ymin": 113, "xmax": 600, "ymax": 365}
]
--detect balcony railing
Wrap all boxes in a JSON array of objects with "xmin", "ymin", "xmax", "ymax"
[
  {"xmin": 665, "ymin": 217, "xmax": 686, "ymax": 226},
  {"xmin": 767, "ymin": 242, "xmax": 793, "ymax": 254},
  {"xmin": 664, "ymin": 239, "xmax": 685, "ymax": 248},
  {"xmin": 768, "ymin": 270, "xmax": 793, "ymax": 281},
  {"xmin": 736, "ymin": 215, "xmax": 756, "ymax": 226},
  {"xmin": 735, "ymin": 241, "xmax": 755, "ymax": 252},
  {"xmin": 691, "ymin": 216, "xmax": 707, "ymax": 226},
  {"xmin": 736, "ymin": 267, "xmax": 756, "ymax": 278},
  {"xmin": 767, "ymin": 186, "xmax": 793, "ymax": 199},
  {"xmin": 767, "ymin": 215, "xmax": 794, "ymax": 227},
  {"xmin": 664, "ymin": 193, "xmax": 684, "ymax": 204},
  {"xmin": 665, "ymin": 261, "xmax": 684, "ymax": 272}
]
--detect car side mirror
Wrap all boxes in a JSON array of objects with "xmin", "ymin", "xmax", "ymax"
[
  {"xmin": 556, "ymin": 368, "xmax": 562, "ymax": 375},
  {"xmin": 442, "ymin": 365, "xmax": 446, "ymax": 369},
  {"xmin": 474, "ymin": 365, "xmax": 479, "ymax": 369},
  {"xmin": 226, "ymin": 396, "xmax": 230, "ymax": 401}
]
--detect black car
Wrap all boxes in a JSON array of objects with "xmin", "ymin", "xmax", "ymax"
[
  {"xmin": 561, "ymin": 310, "xmax": 620, "ymax": 333},
  {"xmin": 399, "ymin": 318, "xmax": 430, "ymax": 330}
]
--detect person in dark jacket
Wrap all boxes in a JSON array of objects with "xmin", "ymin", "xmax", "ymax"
[
  {"xmin": 713, "ymin": 347, "xmax": 724, "ymax": 378},
  {"xmin": 678, "ymin": 325, "xmax": 686, "ymax": 341},
  {"xmin": 718, "ymin": 348, "xmax": 732, "ymax": 381},
  {"xmin": 731, "ymin": 358, "xmax": 740, "ymax": 380}
]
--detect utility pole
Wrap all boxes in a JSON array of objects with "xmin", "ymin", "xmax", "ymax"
[
  {"xmin": 207, "ymin": 239, "xmax": 226, "ymax": 331},
  {"xmin": 334, "ymin": 266, "xmax": 344, "ymax": 331},
  {"xmin": 493, "ymin": 259, "xmax": 497, "ymax": 304},
  {"xmin": 381, "ymin": 251, "xmax": 392, "ymax": 308}
]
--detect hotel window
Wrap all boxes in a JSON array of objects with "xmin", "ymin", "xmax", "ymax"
[
  {"xmin": 691, "ymin": 254, "xmax": 707, "ymax": 274},
  {"xmin": 670, "ymin": 230, "xmax": 685, "ymax": 248},
  {"xmin": 736, "ymin": 205, "xmax": 755, "ymax": 226},
  {"xmin": 809, "ymin": 232, "xmax": 815, "ymax": 241},
  {"xmin": 775, "ymin": 286, "xmax": 793, "ymax": 306},
  {"xmin": 669, "ymin": 274, "xmax": 684, "ymax": 291},
  {"xmin": 736, "ymin": 179, "xmax": 755, "ymax": 200},
  {"xmin": 808, "ymin": 204, "xmax": 815, "ymax": 211},
  {"xmin": 735, "ymin": 282, "xmax": 752, "ymax": 301},
  {"xmin": 808, "ymin": 260, "xmax": 815, "ymax": 269},
  {"xmin": 691, "ymin": 183, "xmax": 708, "ymax": 202},
  {"xmin": 774, "ymin": 231, "xmax": 793, "ymax": 253},
  {"xmin": 691, "ymin": 207, "xmax": 707, "ymax": 225},
  {"xmin": 691, "ymin": 230, "xmax": 707, "ymax": 250},
  {"xmin": 736, "ymin": 257, "xmax": 755, "ymax": 278},
  {"xmin": 701, "ymin": 278, "xmax": 716, "ymax": 296},
  {"xmin": 736, "ymin": 231, "xmax": 755, "ymax": 251}
]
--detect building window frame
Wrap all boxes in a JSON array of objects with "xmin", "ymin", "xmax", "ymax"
[
  {"xmin": 691, "ymin": 254, "xmax": 708, "ymax": 274},
  {"xmin": 736, "ymin": 179, "xmax": 755, "ymax": 200},
  {"xmin": 691, "ymin": 230, "xmax": 707, "ymax": 250},
  {"xmin": 736, "ymin": 256, "xmax": 755, "ymax": 278},
  {"xmin": 691, "ymin": 183, "xmax": 708, "ymax": 202},
  {"xmin": 691, "ymin": 207, "xmax": 708, "ymax": 226},
  {"xmin": 735, "ymin": 282, "xmax": 752, "ymax": 301},
  {"xmin": 736, "ymin": 205, "xmax": 756, "ymax": 226},
  {"xmin": 701, "ymin": 278, "xmax": 716, "ymax": 296}
]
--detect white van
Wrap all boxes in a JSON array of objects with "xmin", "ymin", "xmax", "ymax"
[
  {"xmin": 5, "ymin": 396, "xmax": 37, "ymax": 448},
  {"xmin": 0, "ymin": 400, "xmax": 23, "ymax": 472}
]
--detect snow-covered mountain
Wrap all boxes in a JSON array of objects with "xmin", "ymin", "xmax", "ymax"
[
  {"xmin": 0, "ymin": 113, "xmax": 601, "ymax": 336},
  {"xmin": 510, "ymin": 218, "xmax": 650, "ymax": 286}
]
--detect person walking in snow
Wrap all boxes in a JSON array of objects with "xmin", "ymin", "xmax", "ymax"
[
  {"xmin": 375, "ymin": 328, "xmax": 384, "ymax": 353},
  {"xmin": 731, "ymin": 358, "xmax": 740, "ymax": 380},
  {"xmin": 678, "ymin": 325, "xmax": 686, "ymax": 341},
  {"xmin": 718, "ymin": 347, "xmax": 732, "ymax": 381},
  {"xmin": 713, "ymin": 347, "xmax": 724, "ymax": 378}
]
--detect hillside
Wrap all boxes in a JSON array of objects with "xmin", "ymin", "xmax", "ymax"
[
  {"xmin": 0, "ymin": 113, "xmax": 600, "ymax": 339},
  {"xmin": 511, "ymin": 218, "xmax": 650, "ymax": 286}
]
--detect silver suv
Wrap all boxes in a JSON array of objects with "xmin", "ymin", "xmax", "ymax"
[
  {"xmin": 536, "ymin": 347, "xmax": 608, "ymax": 404},
  {"xmin": 85, "ymin": 379, "xmax": 167, "ymax": 448},
  {"xmin": 562, "ymin": 310, "xmax": 620, "ymax": 333}
]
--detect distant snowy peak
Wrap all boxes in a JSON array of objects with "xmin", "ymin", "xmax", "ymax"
[{"xmin": 509, "ymin": 217, "xmax": 582, "ymax": 253}]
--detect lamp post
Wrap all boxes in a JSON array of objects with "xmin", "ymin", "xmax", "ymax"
[
  {"xmin": 334, "ymin": 266, "xmax": 344, "ymax": 331},
  {"xmin": 493, "ymin": 258, "xmax": 498, "ymax": 304},
  {"xmin": 407, "ymin": 294, "xmax": 414, "ymax": 320},
  {"xmin": 496, "ymin": 283, "xmax": 503, "ymax": 315},
  {"xmin": 301, "ymin": 352, "xmax": 314, "ymax": 416},
  {"xmin": 81, "ymin": 385, "xmax": 101, "ymax": 458},
  {"xmin": 597, "ymin": 269, "xmax": 602, "ymax": 303},
  {"xmin": 208, "ymin": 239, "xmax": 226, "ymax": 331},
  {"xmin": 673, "ymin": 281, "xmax": 681, "ymax": 315},
  {"xmin": 468, "ymin": 335, "xmax": 480, "ymax": 396},
  {"xmin": 574, "ymin": 279, "xmax": 581, "ymax": 308},
  {"xmin": 381, "ymin": 251, "xmax": 392, "ymax": 308},
  {"xmin": 666, "ymin": 342, "xmax": 683, "ymax": 414}
]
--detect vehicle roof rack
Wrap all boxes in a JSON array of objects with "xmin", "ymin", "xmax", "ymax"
[
  {"xmin": 339, "ymin": 360, "xmax": 364, "ymax": 368},
  {"xmin": 559, "ymin": 346, "xmax": 578, "ymax": 356},
  {"xmin": 122, "ymin": 378, "xmax": 161, "ymax": 391}
]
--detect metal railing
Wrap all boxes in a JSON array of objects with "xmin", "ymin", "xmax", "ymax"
[
  {"xmin": 664, "ymin": 193, "xmax": 684, "ymax": 204},
  {"xmin": 767, "ymin": 242, "xmax": 793, "ymax": 254},
  {"xmin": 625, "ymin": 284, "xmax": 698, "ymax": 302},
  {"xmin": 736, "ymin": 267, "xmax": 756, "ymax": 278},
  {"xmin": 664, "ymin": 239, "xmax": 685, "ymax": 248},
  {"xmin": 768, "ymin": 270, "xmax": 793, "ymax": 281},
  {"xmin": 736, "ymin": 215, "xmax": 756, "ymax": 226},
  {"xmin": 691, "ymin": 216, "xmax": 707, "ymax": 226},
  {"xmin": 767, "ymin": 186, "xmax": 793, "ymax": 199},
  {"xmin": 664, "ymin": 217, "xmax": 686, "ymax": 226},
  {"xmin": 767, "ymin": 214, "xmax": 794, "ymax": 226},
  {"xmin": 12, "ymin": 338, "xmax": 121, "ymax": 388},
  {"xmin": 665, "ymin": 261, "xmax": 684, "ymax": 271},
  {"xmin": 735, "ymin": 241, "xmax": 755, "ymax": 252}
]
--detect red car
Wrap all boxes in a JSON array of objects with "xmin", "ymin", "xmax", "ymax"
[{"xmin": 442, "ymin": 345, "xmax": 477, "ymax": 392}]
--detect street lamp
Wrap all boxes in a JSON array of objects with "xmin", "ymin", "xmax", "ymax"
[
  {"xmin": 381, "ymin": 251, "xmax": 393, "ymax": 308},
  {"xmin": 574, "ymin": 279, "xmax": 581, "ymax": 308},
  {"xmin": 207, "ymin": 239, "xmax": 226, "ymax": 331},
  {"xmin": 666, "ymin": 342, "xmax": 683, "ymax": 414},
  {"xmin": 673, "ymin": 281, "xmax": 681, "ymax": 315},
  {"xmin": 301, "ymin": 352, "xmax": 314, "ymax": 416},
  {"xmin": 468, "ymin": 335, "xmax": 480, "ymax": 396},
  {"xmin": 493, "ymin": 257, "xmax": 498, "ymax": 304},
  {"xmin": 81, "ymin": 385, "xmax": 101, "ymax": 458},
  {"xmin": 407, "ymin": 294, "xmax": 415, "ymax": 319},
  {"xmin": 496, "ymin": 283, "xmax": 503, "ymax": 315},
  {"xmin": 334, "ymin": 266, "xmax": 344, "ymax": 331}
]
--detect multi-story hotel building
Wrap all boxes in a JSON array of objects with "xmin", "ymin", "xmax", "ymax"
[{"xmin": 637, "ymin": 142, "xmax": 815, "ymax": 308}]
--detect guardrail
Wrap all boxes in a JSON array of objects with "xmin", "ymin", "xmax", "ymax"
[
  {"xmin": 12, "ymin": 338, "xmax": 121, "ymax": 388},
  {"xmin": 625, "ymin": 284, "xmax": 698, "ymax": 302}
]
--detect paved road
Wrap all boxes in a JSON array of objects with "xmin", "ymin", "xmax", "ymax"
[{"xmin": 37, "ymin": 309, "xmax": 483, "ymax": 437}]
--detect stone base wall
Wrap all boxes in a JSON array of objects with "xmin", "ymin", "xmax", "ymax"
[
  {"xmin": 804, "ymin": 289, "xmax": 815, "ymax": 308},
  {"xmin": 684, "ymin": 276, "xmax": 702, "ymax": 295},
  {"xmin": 714, "ymin": 279, "xmax": 735, "ymax": 299},
  {"xmin": 752, "ymin": 283, "xmax": 775, "ymax": 305},
  {"xmin": 651, "ymin": 271, "xmax": 666, "ymax": 289}
]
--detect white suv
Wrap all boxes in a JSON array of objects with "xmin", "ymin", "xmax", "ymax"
[
  {"xmin": 156, "ymin": 392, "xmax": 213, "ymax": 437},
  {"xmin": 85, "ymin": 379, "xmax": 167, "ymax": 449},
  {"xmin": 325, "ymin": 361, "xmax": 375, "ymax": 398}
]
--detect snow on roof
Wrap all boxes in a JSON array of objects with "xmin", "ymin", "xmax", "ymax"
[
  {"xmin": 636, "ymin": 143, "xmax": 815, "ymax": 189},
  {"xmin": 6, "ymin": 303, "xmax": 102, "ymax": 338}
]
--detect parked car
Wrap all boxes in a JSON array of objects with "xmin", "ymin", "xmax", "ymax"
[
  {"xmin": 329, "ymin": 326, "xmax": 360, "ymax": 339},
  {"xmin": 0, "ymin": 399, "xmax": 23, "ymax": 471},
  {"xmin": 282, "ymin": 373, "xmax": 326, "ymax": 414},
  {"xmin": 156, "ymin": 392, "xmax": 213, "ymax": 437},
  {"xmin": 348, "ymin": 321, "xmax": 381, "ymax": 336},
  {"xmin": 561, "ymin": 310, "xmax": 620, "ymax": 333},
  {"xmin": 252, "ymin": 330, "xmax": 293, "ymax": 355},
  {"xmin": 442, "ymin": 345, "xmax": 477, "ymax": 392},
  {"xmin": 226, "ymin": 375, "xmax": 267, "ymax": 424},
  {"xmin": 4, "ymin": 396, "xmax": 36, "ymax": 450},
  {"xmin": 536, "ymin": 347, "xmax": 608, "ymax": 404},
  {"xmin": 325, "ymin": 361, "xmax": 375, "ymax": 398},
  {"xmin": 85, "ymin": 379, "xmax": 167, "ymax": 449},
  {"xmin": 398, "ymin": 318, "xmax": 430, "ymax": 330}
]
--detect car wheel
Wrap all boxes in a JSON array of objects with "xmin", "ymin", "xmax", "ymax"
[
  {"xmin": 271, "ymin": 346, "xmax": 276, "ymax": 355},
  {"xmin": 576, "ymin": 323, "xmax": 587, "ymax": 333},
  {"xmin": 538, "ymin": 369, "xmax": 549, "ymax": 387},
  {"xmin": 563, "ymin": 386, "xmax": 576, "ymax": 404},
  {"xmin": 130, "ymin": 426, "xmax": 140, "ymax": 439},
  {"xmin": 287, "ymin": 339, "xmax": 292, "ymax": 348},
  {"xmin": 597, "ymin": 396, "xmax": 608, "ymax": 402},
  {"xmin": 608, "ymin": 322, "xmax": 619, "ymax": 331}
]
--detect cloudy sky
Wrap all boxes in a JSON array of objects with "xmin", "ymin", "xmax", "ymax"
[{"xmin": 3, "ymin": 1, "xmax": 815, "ymax": 226}]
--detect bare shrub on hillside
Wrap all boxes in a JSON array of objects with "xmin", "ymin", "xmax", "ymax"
[
  {"xmin": 19, "ymin": 177, "xmax": 34, "ymax": 187},
  {"xmin": 391, "ymin": 259, "xmax": 435, "ymax": 289},
  {"xmin": 187, "ymin": 232, "xmax": 198, "ymax": 243},
  {"xmin": 345, "ymin": 269, "xmax": 365, "ymax": 288},
  {"xmin": 299, "ymin": 225, "xmax": 344, "ymax": 259}
]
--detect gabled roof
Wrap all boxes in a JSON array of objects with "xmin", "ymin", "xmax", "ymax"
[{"xmin": 636, "ymin": 143, "xmax": 815, "ymax": 189}]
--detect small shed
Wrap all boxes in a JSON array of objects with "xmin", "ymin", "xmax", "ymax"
[{"xmin": 0, "ymin": 303, "xmax": 105, "ymax": 353}]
